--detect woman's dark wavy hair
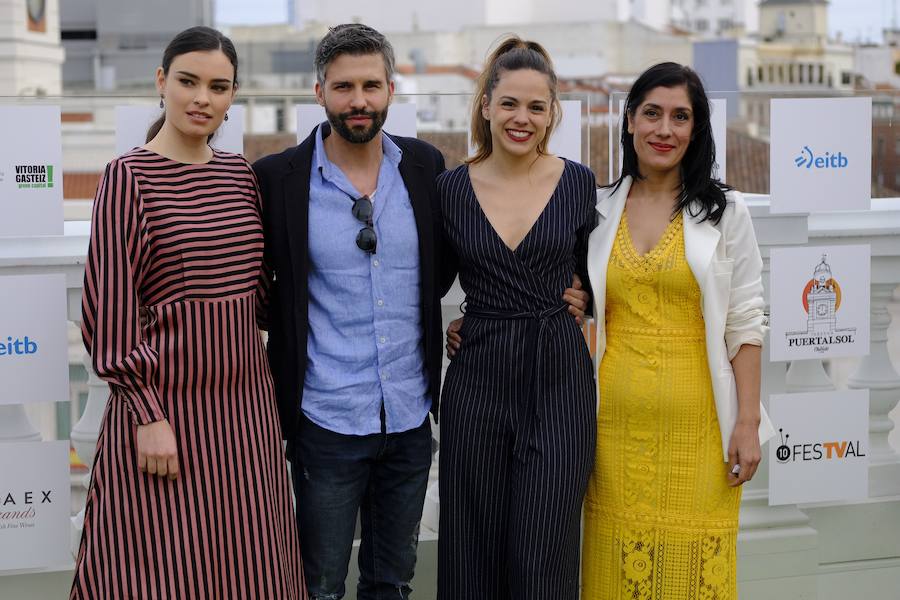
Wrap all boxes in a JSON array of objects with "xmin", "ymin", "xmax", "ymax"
[
  {"xmin": 613, "ymin": 62, "xmax": 729, "ymax": 225},
  {"xmin": 146, "ymin": 26, "xmax": 238, "ymax": 143}
]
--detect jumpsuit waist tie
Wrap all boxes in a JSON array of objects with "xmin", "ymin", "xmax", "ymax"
[{"xmin": 461, "ymin": 301, "xmax": 569, "ymax": 463}]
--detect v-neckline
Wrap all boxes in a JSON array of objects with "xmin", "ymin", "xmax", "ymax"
[
  {"xmin": 466, "ymin": 159, "xmax": 569, "ymax": 254},
  {"xmin": 620, "ymin": 210, "xmax": 682, "ymax": 262}
]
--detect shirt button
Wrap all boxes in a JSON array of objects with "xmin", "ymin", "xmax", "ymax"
[
  {"xmin": 379, "ymin": 336, "xmax": 387, "ymax": 344},
  {"xmin": 377, "ymin": 299, "xmax": 384, "ymax": 307},
  {"xmin": 373, "ymin": 259, "xmax": 380, "ymax": 267},
  {"xmin": 381, "ymin": 372, "xmax": 390, "ymax": 381}
]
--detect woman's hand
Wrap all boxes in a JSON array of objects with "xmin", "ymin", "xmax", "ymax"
[
  {"xmin": 136, "ymin": 420, "xmax": 180, "ymax": 480},
  {"xmin": 563, "ymin": 274, "xmax": 589, "ymax": 326},
  {"xmin": 446, "ymin": 318, "xmax": 463, "ymax": 359},
  {"xmin": 727, "ymin": 420, "xmax": 760, "ymax": 487}
]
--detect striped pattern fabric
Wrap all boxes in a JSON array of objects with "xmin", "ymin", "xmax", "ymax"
[
  {"xmin": 72, "ymin": 148, "xmax": 305, "ymax": 599},
  {"xmin": 436, "ymin": 160, "xmax": 598, "ymax": 600}
]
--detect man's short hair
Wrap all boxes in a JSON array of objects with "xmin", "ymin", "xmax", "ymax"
[{"xmin": 314, "ymin": 24, "xmax": 396, "ymax": 85}]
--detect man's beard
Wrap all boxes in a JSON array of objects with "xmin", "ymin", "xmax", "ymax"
[{"xmin": 326, "ymin": 106, "xmax": 388, "ymax": 144}]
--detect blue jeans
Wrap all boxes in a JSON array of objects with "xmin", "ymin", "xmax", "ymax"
[{"xmin": 290, "ymin": 414, "xmax": 432, "ymax": 600}]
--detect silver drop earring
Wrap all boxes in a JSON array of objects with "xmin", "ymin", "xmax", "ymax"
[
  {"xmin": 224, "ymin": 112, "xmax": 229, "ymax": 122},
  {"xmin": 159, "ymin": 97, "xmax": 164, "ymax": 109}
]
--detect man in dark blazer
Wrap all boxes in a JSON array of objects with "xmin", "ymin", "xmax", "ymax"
[
  {"xmin": 254, "ymin": 23, "xmax": 588, "ymax": 600},
  {"xmin": 253, "ymin": 24, "xmax": 455, "ymax": 600}
]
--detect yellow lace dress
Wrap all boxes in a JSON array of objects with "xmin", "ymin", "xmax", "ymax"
[{"xmin": 582, "ymin": 212, "xmax": 741, "ymax": 600}]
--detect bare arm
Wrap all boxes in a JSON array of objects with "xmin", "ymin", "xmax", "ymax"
[{"xmin": 727, "ymin": 343, "xmax": 762, "ymax": 486}]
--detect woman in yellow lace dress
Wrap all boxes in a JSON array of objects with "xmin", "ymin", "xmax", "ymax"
[{"xmin": 583, "ymin": 63, "xmax": 775, "ymax": 599}]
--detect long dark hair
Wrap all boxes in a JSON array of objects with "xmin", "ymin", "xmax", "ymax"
[
  {"xmin": 467, "ymin": 35, "xmax": 561, "ymax": 164},
  {"xmin": 146, "ymin": 26, "xmax": 239, "ymax": 143},
  {"xmin": 614, "ymin": 62, "xmax": 729, "ymax": 224}
]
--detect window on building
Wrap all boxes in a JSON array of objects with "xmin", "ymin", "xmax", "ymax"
[
  {"xmin": 718, "ymin": 18, "xmax": 733, "ymax": 32},
  {"xmin": 695, "ymin": 18, "xmax": 709, "ymax": 31},
  {"xmin": 894, "ymin": 171, "xmax": 900, "ymax": 190},
  {"xmin": 895, "ymin": 136, "xmax": 900, "ymax": 156},
  {"xmin": 841, "ymin": 71, "xmax": 852, "ymax": 85},
  {"xmin": 877, "ymin": 137, "xmax": 884, "ymax": 159},
  {"xmin": 61, "ymin": 30, "xmax": 97, "ymax": 40}
]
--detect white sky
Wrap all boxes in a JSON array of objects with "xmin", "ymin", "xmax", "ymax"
[{"xmin": 215, "ymin": 0, "xmax": 897, "ymax": 44}]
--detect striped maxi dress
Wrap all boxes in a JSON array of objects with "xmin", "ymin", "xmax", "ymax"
[
  {"xmin": 71, "ymin": 148, "xmax": 305, "ymax": 599},
  {"xmin": 436, "ymin": 159, "xmax": 597, "ymax": 600}
]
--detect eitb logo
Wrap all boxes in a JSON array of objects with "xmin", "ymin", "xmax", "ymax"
[{"xmin": 13, "ymin": 164, "xmax": 54, "ymax": 189}]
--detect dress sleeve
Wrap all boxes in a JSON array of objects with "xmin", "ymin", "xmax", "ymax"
[
  {"xmin": 81, "ymin": 159, "xmax": 166, "ymax": 426},
  {"xmin": 723, "ymin": 191, "xmax": 766, "ymax": 360},
  {"xmin": 246, "ymin": 161, "xmax": 273, "ymax": 330}
]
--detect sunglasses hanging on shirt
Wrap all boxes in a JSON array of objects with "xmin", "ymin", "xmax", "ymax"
[{"xmin": 350, "ymin": 194, "xmax": 377, "ymax": 254}]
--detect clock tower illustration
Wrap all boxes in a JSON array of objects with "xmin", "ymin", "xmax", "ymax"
[{"xmin": 804, "ymin": 254, "xmax": 839, "ymax": 334}]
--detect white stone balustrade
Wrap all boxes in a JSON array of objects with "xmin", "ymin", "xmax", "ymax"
[{"xmin": 807, "ymin": 199, "xmax": 900, "ymax": 498}]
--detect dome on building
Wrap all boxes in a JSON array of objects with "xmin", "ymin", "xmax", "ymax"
[{"xmin": 813, "ymin": 254, "xmax": 833, "ymax": 288}]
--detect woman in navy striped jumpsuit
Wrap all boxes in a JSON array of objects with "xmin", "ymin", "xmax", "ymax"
[{"xmin": 437, "ymin": 36, "xmax": 597, "ymax": 599}]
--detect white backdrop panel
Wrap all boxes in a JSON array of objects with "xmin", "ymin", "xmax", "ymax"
[
  {"xmin": 770, "ymin": 97, "xmax": 871, "ymax": 214},
  {"xmin": 769, "ymin": 244, "xmax": 870, "ymax": 361},
  {"xmin": 0, "ymin": 274, "xmax": 69, "ymax": 405},
  {"xmin": 0, "ymin": 441, "xmax": 72, "ymax": 571},
  {"xmin": 0, "ymin": 106, "xmax": 63, "ymax": 237},
  {"xmin": 769, "ymin": 390, "xmax": 869, "ymax": 505}
]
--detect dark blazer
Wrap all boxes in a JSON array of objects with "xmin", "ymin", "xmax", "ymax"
[{"xmin": 253, "ymin": 123, "xmax": 455, "ymax": 441}]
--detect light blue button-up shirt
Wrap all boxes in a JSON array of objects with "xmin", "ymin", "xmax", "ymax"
[{"xmin": 303, "ymin": 123, "xmax": 430, "ymax": 435}]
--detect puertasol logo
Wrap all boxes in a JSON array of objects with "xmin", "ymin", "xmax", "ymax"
[
  {"xmin": 794, "ymin": 145, "xmax": 849, "ymax": 170},
  {"xmin": 784, "ymin": 254, "xmax": 856, "ymax": 354},
  {"xmin": 13, "ymin": 164, "xmax": 54, "ymax": 189}
]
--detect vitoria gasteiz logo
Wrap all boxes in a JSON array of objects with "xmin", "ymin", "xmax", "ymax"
[
  {"xmin": 794, "ymin": 146, "xmax": 848, "ymax": 170},
  {"xmin": 13, "ymin": 164, "xmax": 54, "ymax": 189}
]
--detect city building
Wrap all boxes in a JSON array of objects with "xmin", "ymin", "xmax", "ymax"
[
  {"xmin": 670, "ymin": 0, "xmax": 760, "ymax": 37},
  {"xmin": 60, "ymin": 0, "xmax": 213, "ymax": 89},
  {"xmin": 0, "ymin": 0, "xmax": 65, "ymax": 95},
  {"xmin": 286, "ymin": 0, "xmax": 622, "ymax": 32}
]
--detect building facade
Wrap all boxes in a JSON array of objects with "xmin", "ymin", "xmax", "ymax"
[
  {"xmin": 60, "ymin": 0, "xmax": 213, "ymax": 89},
  {"xmin": 0, "ymin": 0, "xmax": 65, "ymax": 95}
]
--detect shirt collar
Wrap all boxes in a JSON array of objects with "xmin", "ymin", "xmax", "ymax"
[{"xmin": 314, "ymin": 121, "xmax": 403, "ymax": 184}]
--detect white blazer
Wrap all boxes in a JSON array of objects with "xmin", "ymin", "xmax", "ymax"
[{"xmin": 586, "ymin": 176, "xmax": 776, "ymax": 460}]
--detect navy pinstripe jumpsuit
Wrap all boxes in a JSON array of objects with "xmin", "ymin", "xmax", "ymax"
[{"xmin": 437, "ymin": 159, "xmax": 597, "ymax": 599}]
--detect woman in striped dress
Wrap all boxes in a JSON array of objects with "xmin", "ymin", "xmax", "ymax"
[
  {"xmin": 71, "ymin": 27, "xmax": 305, "ymax": 599},
  {"xmin": 437, "ymin": 37, "xmax": 597, "ymax": 599}
]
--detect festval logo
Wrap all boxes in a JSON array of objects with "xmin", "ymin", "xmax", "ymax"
[
  {"xmin": 785, "ymin": 254, "xmax": 856, "ymax": 353},
  {"xmin": 14, "ymin": 164, "xmax": 53, "ymax": 189},
  {"xmin": 774, "ymin": 428, "xmax": 865, "ymax": 464},
  {"xmin": 794, "ymin": 146, "xmax": 849, "ymax": 170}
]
